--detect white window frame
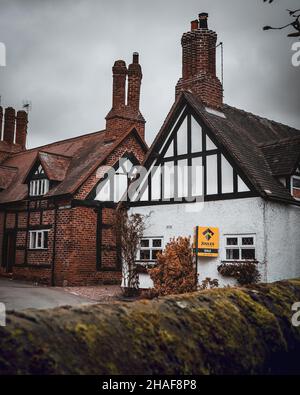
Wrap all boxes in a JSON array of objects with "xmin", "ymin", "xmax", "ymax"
[
  {"xmin": 136, "ymin": 237, "xmax": 164, "ymax": 263},
  {"xmin": 29, "ymin": 230, "xmax": 49, "ymax": 250},
  {"xmin": 29, "ymin": 178, "xmax": 49, "ymax": 197},
  {"xmin": 224, "ymin": 234, "xmax": 256, "ymax": 262},
  {"xmin": 291, "ymin": 175, "xmax": 300, "ymax": 201}
]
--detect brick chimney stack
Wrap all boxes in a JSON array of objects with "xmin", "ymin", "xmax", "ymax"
[
  {"xmin": 16, "ymin": 110, "xmax": 28, "ymax": 149},
  {"xmin": 112, "ymin": 60, "xmax": 127, "ymax": 110},
  {"xmin": 106, "ymin": 53, "xmax": 145, "ymax": 141},
  {"xmin": 127, "ymin": 52, "xmax": 142, "ymax": 111},
  {"xmin": 3, "ymin": 107, "xmax": 16, "ymax": 145},
  {"xmin": 176, "ymin": 13, "xmax": 223, "ymax": 109}
]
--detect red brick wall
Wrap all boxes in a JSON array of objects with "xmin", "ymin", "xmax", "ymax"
[
  {"xmin": 0, "ymin": 131, "xmax": 146, "ymax": 286},
  {"xmin": 175, "ymin": 21, "xmax": 223, "ymax": 109}
]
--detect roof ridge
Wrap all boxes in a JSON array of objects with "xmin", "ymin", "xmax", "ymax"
[
  {"xmin": 0, "ymin": 164, "xmax": 18, "ymax": 171},
  {"xmin": 9, "ymin": 129, "xmax": 106, "ymax": 157},
  {"xmin": 259, "ymin": 135, "xmax": 300, "ymax": 148},
  {"xmin": 223, "ymin": 104, "xmax": 300, "ymax": 132},
  {"xmin": 39, "ymin": 150, "xmax": 73, "ymax": 159}
]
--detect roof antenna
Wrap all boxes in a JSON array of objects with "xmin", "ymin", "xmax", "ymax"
[{"xmin": 22, "ymin": 100, "xmax": 32, "ymax": 114}]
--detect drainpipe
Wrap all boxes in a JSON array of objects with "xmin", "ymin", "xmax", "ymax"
[{"xmin": 51, "ymin": 203, "xmax": 58, "ymax": 287}]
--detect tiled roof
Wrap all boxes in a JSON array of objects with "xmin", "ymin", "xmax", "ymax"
[
  {"xmin": 144, "ymin": 91, "xmax": 300, "ymax": 205},
  {"xmin": 0, "ymin": 165, "xmax": 18, "ymax": 190},
  {"xmin": 0, "ymin": 127, "xmax": 148, "ymax": 204},
  {"xmin": 260, "ymin": 138, "xmax": 300, "ymax": 176}
]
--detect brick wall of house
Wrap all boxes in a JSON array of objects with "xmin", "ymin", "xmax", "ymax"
[{"xmin": 0, "ymin": 132, "xmax": 145, "ymax": 286}]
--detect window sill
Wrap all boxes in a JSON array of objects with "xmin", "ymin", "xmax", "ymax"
[
  {"xmin": 28, "ymin": 248, "xmax": 48, "ymax": 251},
  {"xmin": 221, "ymin": 260, "xmax": 259, "ymax": 264}
]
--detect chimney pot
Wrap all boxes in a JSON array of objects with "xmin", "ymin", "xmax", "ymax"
[
  {"xmin": 191, "ymin": 20, "xmax": 199, "ymax": 31},
  {"xmin": 132, "ymin": 52, "xmax": 139, "ymax": 64},
  {"xmin": 199, "ymin": 12, "xmax": 209, "ymax": 29}
]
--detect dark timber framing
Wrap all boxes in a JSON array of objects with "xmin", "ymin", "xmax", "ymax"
[{"xmin": 130, "ymin": 104, "xmax": 258, "ymax": 207}]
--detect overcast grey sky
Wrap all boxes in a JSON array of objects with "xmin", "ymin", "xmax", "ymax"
[{"xmin": 0, "ymin": 0, "xmax": 299, "ymax": 148}]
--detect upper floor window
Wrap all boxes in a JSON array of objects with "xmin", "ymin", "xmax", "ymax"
[
  {"xmin": 224, "ymin": 234, "xmax": 256, "ymax": 261},
  {"xmin": 94, "ymin": 157, "xmax": 135, "ymax": 203},
  {"xmin": 29, "ymin": 164, "xmax": 49, "ymax": 197},
  {"xmin": 291, "ymin": 175, "xmax": 300, "ymax": 200},
  {"xmin": 29, "ymin": 179, "xmax": 49, "ymax": 196}
]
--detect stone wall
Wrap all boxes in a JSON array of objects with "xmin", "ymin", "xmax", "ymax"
[{"xmin": 1, "ymin": 279, "xmax": 300, "ymax": 374}]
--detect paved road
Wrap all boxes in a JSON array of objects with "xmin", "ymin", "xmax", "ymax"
[{"xmin": 0, "ymin": 278, "xmax": 95, "ymax": 311}]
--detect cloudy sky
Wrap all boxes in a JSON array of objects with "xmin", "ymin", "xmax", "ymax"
[{"xmin": 0, "ymin": 0, "xmax": 299, "ymax": 148}]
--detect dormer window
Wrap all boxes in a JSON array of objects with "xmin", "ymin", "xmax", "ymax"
[
  {"xmin": 291, "ymin": 175, "xmax": 300, "ymax": 200},
  {"xmin": 29, "ymin": 164, "xmax": 49, "ymax": 197},
  {"xmin": 29, "ymin": 179, "xmax": 49, "ymax": 196}
]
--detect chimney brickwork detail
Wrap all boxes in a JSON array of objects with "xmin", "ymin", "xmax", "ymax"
[{"xmin": 176, "ymin": 13, "xmax": 223, "ymax": 109}]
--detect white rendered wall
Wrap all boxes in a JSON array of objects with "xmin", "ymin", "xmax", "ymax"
[
  {"xmin": 264, "ymin": 201, "xmax": 300, "ymax": 282},
  {"xmin": 130, "ymin": 197, "xmax": 300, "ymax": 288}
]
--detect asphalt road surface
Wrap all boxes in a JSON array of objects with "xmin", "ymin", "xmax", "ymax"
[{"xmin": 0, "ymin": 278, "xmax": 95, "ymax": 311}]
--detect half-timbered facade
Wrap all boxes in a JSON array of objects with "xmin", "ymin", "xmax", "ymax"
[
  {"xmin": 125, "ymin": 14, "xmax": 300, "ymax": 287},
  {"xmin": 0, "ymin": 53, "xmax": 148, "ymax": 286}
]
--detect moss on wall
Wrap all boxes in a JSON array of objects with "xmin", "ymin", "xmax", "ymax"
[{"xmin": 1, "ymin": 279, "xmax": 300, "ymax": 374}]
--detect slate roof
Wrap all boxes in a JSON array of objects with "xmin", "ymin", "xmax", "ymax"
[
  {"xmin": 261, "ymin": 138, "xmax": 300, "ymax": 176},
  {"xmin": 0, "ymin": 127, "xmax": 148, "ymax": 204},
  {"xmin": 144, "ymin": 91, "xmax": 300, "ymax": 205}
]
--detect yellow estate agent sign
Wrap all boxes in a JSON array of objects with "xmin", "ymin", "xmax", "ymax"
[{"xmin": 194, "ymin": 226, "xmax": 219, "ymax": 257}]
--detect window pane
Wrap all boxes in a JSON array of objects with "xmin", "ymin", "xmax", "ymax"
[
  {"xmin": 152, "ymin": 250, "xmax": 162, "ymax": 260},
  {"xmin": 226, "ymin": 249, "xmax": 239, "ymax": 260},
  {"xmin": 242, "ymin": 237, "xmax": 254, "ymax": 245},
  {"xmin": 221, "ymin": 155, "xmax": 234, "ymax": 194},
  {"xmin": 44, "ymin": 179, "xmax": 49, "ymax": 194},
  {"xmin": 192, "ymin": 157, "xmax": 203, "ymax": 196},
  {"xmin": 227, "ymin": 237, "xmax": 238, "ymax": 246},
  {"xmin": 152, "ymin": 239, "xmax": 162, "ymax": 248},
  {"xmin": 140, "ymin": 185, "xmax": 149, "ymax": 201},
  {"xmin": 177, "ymin": 117, "xmax": 188, "ymax": 155},
  {"xmin": 141, "ymin": 239, "xmax": 149, "ymax": 248},
  {"xmin": 191, "ymin": 116, "xmax": 202, "ymax": 153},
  {"xmin": 163, "ymin": 162, "xmax": 175, "ymax": 199},
  {"xmin": 114, "ymin": 174, "xmax": 127, "ymax": 202},
  {"xmin": 30, "ymin": 232, "xmax": 35, "ymax": 249},
  {"xmin": 206, "ymin": 155, "xmax": 218, "ymax": 195},
  {"xmin": 177, "ymin": 159, "xmax": 188, "ymax": 198},
  {"xmin": 206, "ymin": 134, "xmax": 217, "ymax": 150},
  {"xmin": 164, "ymin": 140, "xmax": 174, "ymax": 158},
  {"xmin": 140, "ymin": 250, "xmax": 150, "ymax": 260},
  {"xmin": 95, "ymin": 178, "xmax": 111, "ymax": 202},
  {"xmin": 241, "ymin": 249, "xmax": 255, "ymax": 260},
  {"xmin": 151, "ymin": 165, "xmax": 161, "ymax": 200},
  {"xmin": 238, "ymin": 176, "xmax": 249, "ymax": 192},
  {"xmin": 293, "ymin": 177, "xmax": 300, "ymax": 189},
  {"xmin": 37, "ymin": 232, "xmax": 42, "ymax": 248}
]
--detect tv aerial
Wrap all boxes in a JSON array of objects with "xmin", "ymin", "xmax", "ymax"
[{"xmin": 22, "ymin": 100, "xmax": 32, "ymax": 114}]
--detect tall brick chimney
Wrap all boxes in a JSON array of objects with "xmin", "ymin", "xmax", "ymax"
[
  {"xmin": 176, "ymin": 13, "xmax": 223, "ymax": 109},
  {"xmin": 105, "ymin": 53, "xmax": 145, "ymax": 141},
  {"xmin": 16, "ymin": 110, "xmax": 28, "ymax": 149},
  {"xmin": 127, "ymin": 52, "xmax": 142, "ymax": 112},
  {"xmin": 112, "ymin": 60, "xmax": 127, "ymax": 110},
  {"xmin": 3, "ymin": 107, "xmax": 16, "ymax": 145}
]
